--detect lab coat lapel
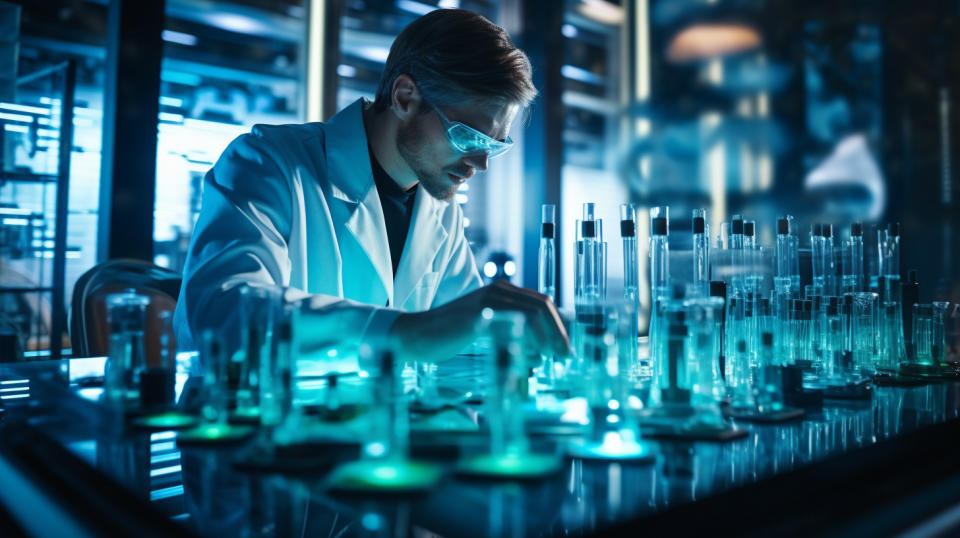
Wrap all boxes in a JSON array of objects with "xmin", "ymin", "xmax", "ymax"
[
  {"xmin": 395, "ymin": 189, "xmax": 448, "ymax": 310},
  {"xmin": 323, "ymin": 99, "xmax": 393, "ymax": 306}
]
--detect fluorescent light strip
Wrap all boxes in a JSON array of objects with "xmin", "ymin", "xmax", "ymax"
[
  {"xmin": 0, "ymin": 379, "xmax": 29, "ymax": 385},
  {"xmin": 0, "ymin": 103, "xmax": 49, "ymax": 115},
  {"xmin": 150, "ymin": 485, "xmax": 184, "ymax": 501},
  {"xmin": 151, "ymin": 453, "xmax": 181, "ymax": 465},
  {"xmin": 149, "ymin": 465, "xmax": 182, "ymax": 477}
]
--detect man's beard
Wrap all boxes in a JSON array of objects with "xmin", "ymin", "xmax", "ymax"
[{"xmin": 396, "ymin": 117, "xmax": 458, "ymax": 201}]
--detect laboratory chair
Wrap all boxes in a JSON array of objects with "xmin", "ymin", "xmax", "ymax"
[{"xmin": 70, "ymin": 259, "xmax": 181, "ymax": 360}]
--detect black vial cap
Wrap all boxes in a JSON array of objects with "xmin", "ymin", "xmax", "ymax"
[
  {"xmin": 541, "ymin": 222, "xmax": 555, "ymax": 239},
  {"xmin": 744, "ymin": 222, "xmax": 755, "ymax": 237},
  {"xmin": 582, "ymin": 220, "xmax": 596, "ymax": 238},
  {"xmin": 813, "ymin": 223, "xmax": 822, "ymax": 236},
  {"xmin": 710, "ymin": 280, "xmax": 727, "ymax": 299},
  {"xmin": 620, "ymin": 220, "xmax": 635, "ymax": 237},
  {"xmin": 889, "ymin": 222, "xmax": 901, "ymax": 236},
  {"xmin": 762, "ymin": 332, "xmax": 773, "ymax": 347},
  {"xmin": 693, "ymin": 216, "xmax": 705, "ymax": 234},
  {"xmin": 777, "ymin": 218, "xmax": 789, "ymax": 235},
  {"xmin": 823, "ymin": 224, "xmax": 833, "ymax": 238},
  {"xmin": 732, "ymin": 218, "xmax": 743, "ymax": 234},
  {"xmin": 737, "ymin": 340, "xmax": 747, "ymax": 353},
  {"xmin": 851, "ymin": 222, "xmax": 863, "ymax": 237},
  {"xmin": 652, "ymin": 217, "xmax": 668, "ymax": 236}
]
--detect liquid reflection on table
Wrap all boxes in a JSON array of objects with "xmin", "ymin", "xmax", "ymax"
[{"xmin": 1, "ymin": 355, "xmax": 958, "ymax": 536}]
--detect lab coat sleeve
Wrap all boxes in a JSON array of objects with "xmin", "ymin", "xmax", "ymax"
[
  {"xmin": 432, "ymin": 203, "xmax": 483, "ymax": 307},
  {"xmin": 175, "ymin": 128, "xmax": 402, "ymax": 352}
]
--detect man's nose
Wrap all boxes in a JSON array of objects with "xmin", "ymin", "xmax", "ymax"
[{"xmin": 463, "ymin": 153, "xmax": 489, "ymax": 172}]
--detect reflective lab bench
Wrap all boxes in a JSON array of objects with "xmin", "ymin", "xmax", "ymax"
[{"xmin": 2, "ymin": 353, "xmax": 960, "ymax": 537}]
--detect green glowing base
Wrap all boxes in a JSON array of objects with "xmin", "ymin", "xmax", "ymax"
[
  {"xmin": 176, "ymin": 423, "xmax": 255, "ymax": 446},
  {"xmin": 326, "ymin": 459, "xmax": 443, "ymax": 493},
  {"xmin": 229, "ymin": 406, "xmax": 261, "ymax": 425},
  {"xmin": 567, "ymin": 440, "xmax": 657, "ymax": 463},
  {"xmin": 456, "ymin": 452, "xmax": 562, "ymax": 479},
  {"xmin": 131, "ymin": 412, "xmax": 199, "ymax": 430}
]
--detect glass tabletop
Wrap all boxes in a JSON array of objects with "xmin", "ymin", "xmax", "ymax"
[{"xmin": 1, "ymin": 355, "xmax": 958, "ymax": 536}]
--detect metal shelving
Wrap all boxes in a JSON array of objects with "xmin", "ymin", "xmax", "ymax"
[{"xmin": 0, "ymin": 60, "xmax": 76, "ymax": 360}]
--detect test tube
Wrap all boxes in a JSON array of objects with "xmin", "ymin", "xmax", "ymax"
[
  {"xmin": 140, "ymin": 311, "xmax": 176, "ymax": 409},
  {"xmin": 744, "ymin": 220, "xmax": 756, "ymax": 250},
  {"xmin": 598, "ymin": 219, "xmax": 608, "ymax": 300},
  {"xmin": 728, "ymin": 340, "xmax": 753, "ymax": 408},
  {"xmin": 538, "ymin": 204, "xmax": 556, "ymax": 303},
  {"xmin": 932, "ymin": 302, "xmax": 950, "ymax": 364},
  {"xmin": 657, "ymin": 300, "xmax": 691, "ymax": 407},
  {"xmin": 884, "ymin": 222, "xmax": 901, "ymax": 281},
  {"xmin": 649, "ymin": 206, "xmax": 670, "ymax": 292},
  {"xmin": 811, "ymin": 223, "xmax": 825, "ymax": 293},
  {"xmin": 851, "ymin": 292, "xmax": 879, "ymax": 375},
  {"xmin": 236, "ymin": 285, "xmax": 282, "ymax": 420},
  {"xmin": 824, "ymin": 297, "xmax": 844, "ymax": 379},
  {"xmin": 105, "ymin": 289, "xmax": 150, "ymax": 407},
  {"xmin": 878, "ymin": 301, "xmax": 905, "ymax": 372},
  {"xmin": 621, "ymin": 205, "xmax": 640, "ymax": 377},
  {"xmin": 485, "ymin": 311, "xmax": 530, "ymax": 457},
  {"xmin": 581, "ymin": 203, "xmax": 600, "ymax": 303},
  {"xmin": 574, "ymin": 219, "xmax": 583, "ymax": 305},
  {"xmin": 757, "ymin": 332, "xmax": 782, "ymax": 413},
  {"xmin": 622, "ymin": 205, "xmax": 639, "ymax": 302},
  {"xmin": 199, "ymin": 328, "xmax": 229, "ymax": 426},
  {"xmin": 822, "ymin": 224, "xmax": 836, "ymax": 296},
  {"xmin": 684, "ymin": 296, "xmax": 726, "ymax": 418},
  {"xmin": 788, "ymin": 215, "xmax": 801, "ymax": 292},
  {"xmin": 649, "ymin": 206, "xmax": 670, "ymax": 380},
  {"xmin": 898, "ymin": 270, "xmax": 919, "ymax": 361},
  {"xmin": 730, "ymin": 215, "xmax": 744, "ymax": 292},
  {"xmin": 912, "ymin": 304, "xmax": 934, "ymax": 365},
  {"xmin": 262, "ymin": 310, "xmax": 295, "ymax": 428},
  {"xmin": 850, "ymin": 222, "xmax": 864, "ymax": 292},
  {"xmin": 368, "ymin": 347, "xmax": 410, "ymax": 461},
  {"xmin": 692, "ymin": 208, "xmax": 710, "ymax": 294}
]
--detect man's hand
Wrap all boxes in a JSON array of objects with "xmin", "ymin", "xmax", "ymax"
[{"xmin": 389, "ymin": 280, "xmax": 570, "ymax": 363}]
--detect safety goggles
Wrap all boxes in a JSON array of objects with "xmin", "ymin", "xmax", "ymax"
[{"xmin": 430, "ymin": 102, "xmax": 514, "ymax": 158}]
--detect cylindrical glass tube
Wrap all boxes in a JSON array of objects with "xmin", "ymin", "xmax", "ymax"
[
  {"xmin": 932, "ymin": 301, "xmax": 950, "ymax": 364},
  {"xmin": 574, "ymin": 219, "xmax": 583, "ymax": 305},
  {"xmin": 851, "ymin": 292, "xmax": 879, "ymax": 375},
  {"xmin": 850, "ymin": 222, "xmax": 864, "ymax": 292},
  {"xmin": 581, "ymin": 203, "xmax": 600, "ymax": 304},
  {"xmin": 692, "ymin": 209, "xmax": 710, "ymax": 293},
  {"xmin": 649, "ymin": 206, "xmax": 669, "ymax": 387},
  {"xmin": 105, "ymin": 289, "xmax": 150, "ymax": 406},
  {"xmin": 649, "ymin": 206, "xmax": 669, "ymax": 291},
  {"xmin": 622, "ymin": 205, "xmax": 639, "ymax": 301},
  {"xmin": 913, "ymin": 303, "xmax": 934, "ymax": 365},
  {"xmin": 538, "ymin": 204, "xmax": 556, "ymax": 303},
  {"xmin": 684, "ymin": 296, "xmax": 725, "ymax": 415},
  {"xmin": 238, "ymin": 285, "xmax": 281, "ymax": 418},
  {"xmin": 822, "ymin": 224, "xmax": 836, "ymax": 296},
  {"xmin": 484, "ymin": 311, "xmax": 529, "ymax": 457},
  {"xmin": 885, "ymin": 223, "xmax": 901, "ymax": 280}
]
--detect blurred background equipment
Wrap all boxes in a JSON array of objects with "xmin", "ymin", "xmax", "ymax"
[{"xmin": 0, "ymin": 0, "xmax": 955, "ymax": 359}]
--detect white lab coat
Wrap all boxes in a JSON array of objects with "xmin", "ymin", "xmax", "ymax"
[{"xmin": 172, "ymin": 98, "xmax": 482, "ymax": 351}]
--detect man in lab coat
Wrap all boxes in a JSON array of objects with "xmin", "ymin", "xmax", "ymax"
[{"xmin": 173, "ymin": 9, "xmax": 568, "ymax": 361}]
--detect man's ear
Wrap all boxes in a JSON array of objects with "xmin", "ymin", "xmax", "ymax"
[{"xmin": 391, "ymin": 74, "xmax": 421, "ymax": 121}]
